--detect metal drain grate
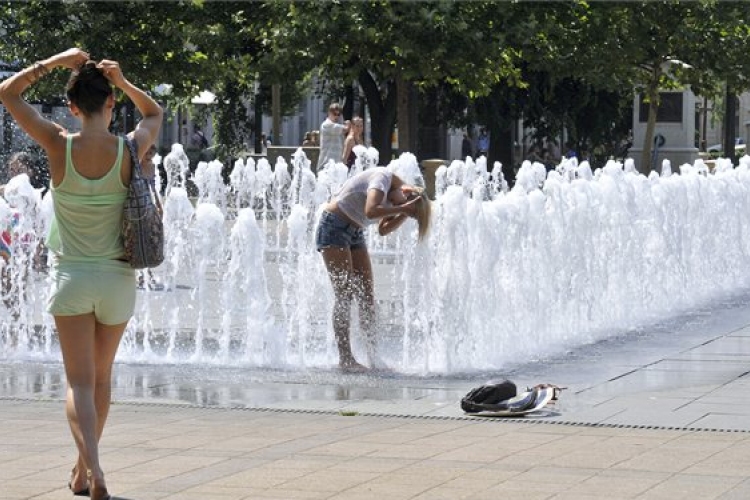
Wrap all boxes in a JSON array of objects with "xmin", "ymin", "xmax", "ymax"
[{"xmin": 2, "ymin": 396, "xmax": 748, "ymax": 434}]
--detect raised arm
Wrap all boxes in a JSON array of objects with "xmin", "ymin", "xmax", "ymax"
[
  {"xmin": 98, "ymin": 60, "xmax": 163, "ymax": 160},
  {"xmin": 0, "ymin": 49, "xmax": 89, "ymax": 151}
]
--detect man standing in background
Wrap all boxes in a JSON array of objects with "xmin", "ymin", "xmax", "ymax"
[{"xmin": 317, "ymin": 102, "xmax": 350, "ymax": 169}]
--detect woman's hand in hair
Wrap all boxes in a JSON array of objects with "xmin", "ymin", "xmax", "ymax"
[
  {"xmin": 97, "ymin": 60, "xmax": 126, "ymax": 88},
  {"xmin": 51, "ymin": 48, "xmax": 89, "ymax": 70},
  {"xmin": 396, "ymin": 196, "xmax": 420, "ymax": 218}
]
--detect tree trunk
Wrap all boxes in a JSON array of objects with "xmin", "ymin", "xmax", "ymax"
[
  {"xmin": 359, "ymin": 69, "xmax": 397, "ymax": 163},
  {"xmin": 396, "ymin": 75, "xmax": 417, "ymax": 154},
  {"xmin": 343, "ymin": 83, "xmax": 355, "ymax": 121},
  {"xmin": 271, "ymin": 83, "xmax": 281, "ymax": 146},
  {"xmin": 124, "ymin": 100, "xmax": 136, "ymax": 134},
  {"xmin": 254, "ymin": 91, "xmax": 263, "ymax": 154},
  {"xmin": 489, "ymin": 120, "xmax": 514, "ymax": 186},
  {"xmin": 640, "ymin": 66, "xmax": 661, "ymax": 174},
  {"xmin": 724, "ymin": 85, "xmax": 737, "ymax": 164},
  {"xmin": 417, "ymin": 87, "xmax": 444, "ymax": 160}
]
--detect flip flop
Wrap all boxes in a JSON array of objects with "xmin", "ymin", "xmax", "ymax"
[{"xmin": 528, "ymin": 383, "xmax": 567, "ymax": 401}]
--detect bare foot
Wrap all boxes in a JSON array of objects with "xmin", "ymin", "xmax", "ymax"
[
  {"xmin": 68, "ymin": 465, "xmax": 88, "ymax": 495},
  {"xmin": 88, "ymin": 471, "xmax": 110, "ymax": 500}
]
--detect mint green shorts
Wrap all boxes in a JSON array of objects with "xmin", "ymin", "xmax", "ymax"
[{"xmin": 48, "ymin": 257, "xmax": 136, "ymax": 325}]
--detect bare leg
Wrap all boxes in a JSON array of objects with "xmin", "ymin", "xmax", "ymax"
[
  {"xmin": 57, "ymin": 314, "xmax": 127, "ymax": 497},
  {"xmin": 321, "ymin": 247, "xmax": 366, "ymax": 371},
  {"xmin": 350, "ymin": 247, "xmax": 377, "ymax": 364}
]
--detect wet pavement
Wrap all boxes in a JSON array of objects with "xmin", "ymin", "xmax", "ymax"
[
  {"xmin": 4, "ymin": 288, "xmax": 750, "ymax": 432},
  {"xmin": 4, "ymin": 291, "xmax": 750, "ymax": 499}
]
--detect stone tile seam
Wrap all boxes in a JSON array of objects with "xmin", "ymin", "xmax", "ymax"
[{"xmin": 1, "ymin": 396, "xmax": 748, "ymax": 434}]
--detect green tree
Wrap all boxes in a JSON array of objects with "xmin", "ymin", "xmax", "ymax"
[
  {"xmin": 559, "ymin": 1, "xmax": 750, "ymax": 172},
  {"xmin": 265, "ymin": 0, "xmax": 520, "ymax": 159},
  {"xmin": 0, "ymin": 1, "xmax": 278, "ymax": 156},
  {"xmin": 0, "ymin": 1, "xmax": 213, "ymax": 99}
]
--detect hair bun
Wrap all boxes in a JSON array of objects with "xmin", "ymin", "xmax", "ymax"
[
  {"xmin": 77, "ymin": 60, "xmax": 101, "ymax": 78},
  {"xmin": 65, "ymin": 59, "xmax": 113, "ymax": 115}
]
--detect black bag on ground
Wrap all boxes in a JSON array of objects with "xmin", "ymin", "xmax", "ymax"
[{"xmin": 461, "ymin": 379, "xmax": 517, "ymax": 413}]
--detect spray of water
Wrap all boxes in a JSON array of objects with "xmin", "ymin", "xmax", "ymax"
[{"xmin": 4, "ymin": 147, "xmax": 750, "ymax": 374}]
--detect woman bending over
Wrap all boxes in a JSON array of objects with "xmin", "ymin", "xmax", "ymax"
[{"xmin": 316, "ymin": 166, "xmax": 430, "ymax": 372}]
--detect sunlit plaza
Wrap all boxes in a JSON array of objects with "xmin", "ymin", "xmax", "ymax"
[{"xmin": 4, "ymin": 1, "xmax": 750, "ymax": 498}]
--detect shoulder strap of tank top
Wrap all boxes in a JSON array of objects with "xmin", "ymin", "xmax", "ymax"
[
  {"xmin": 114, "ymin": 136, "xmax": 124, "ymax": 175},
  {"xmin": 65, "ymin": 134, "xmax": 74, "ymax": 175}
]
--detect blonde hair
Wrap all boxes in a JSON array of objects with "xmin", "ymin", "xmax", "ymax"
[{"xmin": 412, "ymin": 187, "xmax": 431, "ymax": 242}]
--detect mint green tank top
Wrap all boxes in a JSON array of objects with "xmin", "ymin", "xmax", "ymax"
[{"xmin": 46, "ymin": 135, "xmax": 128, "ymax": 261}]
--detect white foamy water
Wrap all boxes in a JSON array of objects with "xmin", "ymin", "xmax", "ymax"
[{"xmin": 3, "ymin": 148, "xmax": 750, "ymax": 374}]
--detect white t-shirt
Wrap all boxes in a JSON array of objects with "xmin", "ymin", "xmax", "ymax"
[
  {"xmin": 317, "ymin": 118, "xmax": 346, "ymax": 169},
  {"xmin": 334, "ymin": 167, "xmax": 393, "ymax": 227}
]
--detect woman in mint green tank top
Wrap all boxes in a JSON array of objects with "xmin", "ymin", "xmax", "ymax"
[{"xmin": 0, "ymin": 48, "xmax": 163, "ymax": 500}]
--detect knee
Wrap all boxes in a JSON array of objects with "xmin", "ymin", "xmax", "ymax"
[{"xmin": 94, "ymin": 367, "xmax": 113, "ymax": 387}]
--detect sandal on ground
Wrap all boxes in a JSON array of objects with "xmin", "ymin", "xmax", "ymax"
[{"xmin": 528, "ymin": 383, "xmax": 567, "ymax": 401}]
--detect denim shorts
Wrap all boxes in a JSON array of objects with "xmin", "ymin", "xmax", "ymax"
[{"xmin": 315, "ymin": 210, "xmax": 366, "ymax": 251}]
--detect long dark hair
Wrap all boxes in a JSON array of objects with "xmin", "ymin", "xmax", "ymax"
[{"xmin": 65, "ymin": 61, "xmax": 113, "ymax": 116}]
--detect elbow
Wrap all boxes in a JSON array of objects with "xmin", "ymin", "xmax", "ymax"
[
  {"xmin": 364, "ymin": 207, "xmax": 378, "ymax": 219},
  {"xmin": 144, "ymin": 104, "xmax": 164, "ymax": 121}
]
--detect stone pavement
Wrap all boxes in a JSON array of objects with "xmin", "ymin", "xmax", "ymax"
[
  {"xmin": 2, "ymin": 398, "xmax": 750, "ymax": 500},
  {"xmin": 4, "ymin": 291, "xmax": 750, "ymax": 498}
]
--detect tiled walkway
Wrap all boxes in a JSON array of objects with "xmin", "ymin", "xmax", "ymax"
[{"xmin": 2, "ymin": 399, "xmax": 750, "ymax": 499}]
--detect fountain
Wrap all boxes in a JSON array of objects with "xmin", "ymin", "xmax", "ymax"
[{"xmin": 3, "ymin": 147, "xmax": 750, "ymax": 374}]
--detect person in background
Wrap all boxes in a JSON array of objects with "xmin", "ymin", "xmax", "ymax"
[
  {"xmin": 317, "ymin": 102, "xmax": 350, "ymax": 169},
  {"xmin": 1, "ymin": 152, "xmax": 36, "ymax": 312},
  {"xmin": 342, "ymin": 116, "xmax": 364, "ymax": 169},
  {"xmin": 302, "ymin": 131, "xmax": 314, "ymax": 147},
  {"xmin": 461, "ymin": 132, "xmax": 473, "ymax": 159},
  {"xmin": 1, "ymin": 152, "xmax": 34, "ymax": 194},
  {"xmin": 316, "ymin": 166, "xmax": 431, "ymax": 372},
  {"xmin": 191, "ymin": 125, "xmax": 209, "ymax": 149},
  {"xmin": 477, "ymin": 128, "xmax": 489, "ymax": 157},
  {"xmin": 0, "ymin": 48, "xmax": 163, "ymax": 500},
  {"xmin": 141, "ymin": 144, "xmax": 158, "ymax": 192}
]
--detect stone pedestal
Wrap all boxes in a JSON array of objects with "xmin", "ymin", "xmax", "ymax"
[
  {"xmin": 631, "ymin": 90, "xmax": 699, "ymax": 173},
  {"xmin": 421, "ymin": 159, "xmax": 447, "ymax": 199}
]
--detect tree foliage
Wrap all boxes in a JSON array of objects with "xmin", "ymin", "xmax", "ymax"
[
  {"xmin": 3, "ymin": 0, "xmax": 750, "ymax": 170},
  {"xmin": 262, "ymin": 0, "xmax": 522, "ymax": 157}
]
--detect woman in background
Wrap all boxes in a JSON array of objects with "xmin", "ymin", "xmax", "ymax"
[{"xmin": 342, "ymin": 116, "xmax": 364, "ymax": 169}]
